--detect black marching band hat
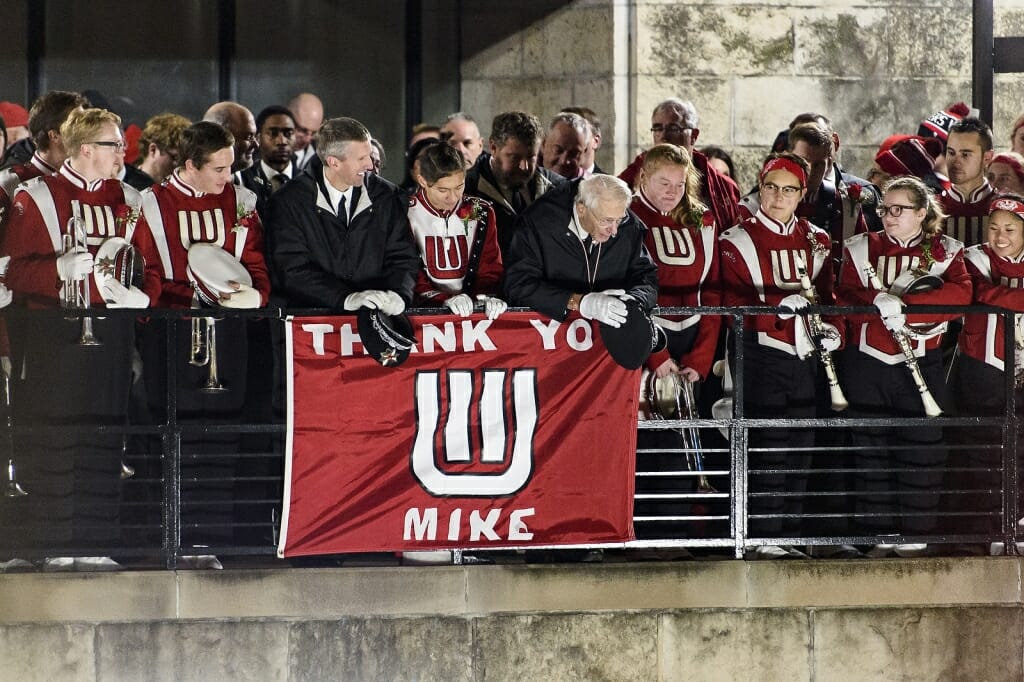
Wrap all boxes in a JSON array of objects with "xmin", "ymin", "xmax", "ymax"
[
  {"xmin": 358, "ymin": 307, "xmax": 416, "ymax": 367},
  {"xmin": 599, "ymin": 297, "xmax": 667, "ymax": 370}
]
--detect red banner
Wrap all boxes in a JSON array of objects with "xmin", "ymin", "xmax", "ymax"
[{"xmin": 277, "ymin": 312, "xmax": 640, "ymax": 557}]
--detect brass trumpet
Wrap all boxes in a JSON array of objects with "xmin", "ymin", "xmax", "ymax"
[
  {"xmin": 61, "ymin": 215, "xmax": 101, "ymax": 346},
  {"xmin": 189, "ymin": 314, "xmax": 226, "ymax": 393}
]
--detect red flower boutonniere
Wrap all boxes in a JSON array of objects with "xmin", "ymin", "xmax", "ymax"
[
  {"xmin": 113, "ymin": 204, "xmax": 140, "ymax": 231},
  {"xmin": 234, "ymin": 206, "xmax": 258, "ymax": 233},
  {"xmin": 920, "ymin": 234, "xmax": 945, "ymax": 270},
  {"xmin": 459, "ymin": 200, "xmax": 486, "ymax": 231},
  {"xmin": 841, "ymin": 182, "xmax": 872, "ymax": 217}
]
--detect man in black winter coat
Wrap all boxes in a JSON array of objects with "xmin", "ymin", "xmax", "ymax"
[
  {"xmin": 265, "ymin": 117, "xmax": 419, "ymax": 312},
  {"xmin": 504, "ymin": 174, "xmax": 657, "ymax": 325}
]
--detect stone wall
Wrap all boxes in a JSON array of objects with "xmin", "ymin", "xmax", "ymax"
[
  {"xmin": 461, "ymin": 0, "xmax": 1024, "ymax": 190},
  {"xmin": 0, "ymin": 559, "xmax": 1022, "ymax": 681}
]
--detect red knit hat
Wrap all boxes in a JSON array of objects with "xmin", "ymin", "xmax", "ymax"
[
  {"xmin": 874, "ymin": 136, "xmax": 941, "ymax": 178},
  {"xmin": 0, "ymin": 102, "xmax": 29, "ymax": 128}
]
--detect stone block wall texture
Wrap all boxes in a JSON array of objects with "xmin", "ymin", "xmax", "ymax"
[
  {"xmin": 461, "ymin": 0, "xmax": 1024, "ymax": 192},
  {"xmin": 1, "ymin": 608, "xmax": 1022, "ymax": 681}
]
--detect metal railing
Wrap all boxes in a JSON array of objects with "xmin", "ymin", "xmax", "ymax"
[{"xmin": 0, "ymin": 304, "xmax": 1018, "ymax": 567}]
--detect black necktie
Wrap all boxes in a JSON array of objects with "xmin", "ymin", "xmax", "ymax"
[
  {"xmin": 350, "ymin": 186, "xmax": 361, "ymax": 221},
  {"xmin": 337, "ymin": 195, "xmax": 348, "ymax": 227},
  {"xmin": 271, "ymin": 173, "xmax": 287, "ymax": 193}
]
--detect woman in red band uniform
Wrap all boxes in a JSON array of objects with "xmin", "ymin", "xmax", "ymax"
[
  {"xmin": 953, "ymin": 195, "xmax": 1024, "ymax": 537},
  {"xmin": 0, "ymin": 108, "xmax": 158, "ymax": 561},
  {"xmin": 132, "ymin": 121, "xmax": 271, "ymax": 553},
  {"xmin": 836, "ymin": 175, "xmax": 971, "ymax": 548},
  {"xmin": 632, "ymin": 143, "xmax": 720, "ymax": 382},
  {"xmin": 719, "ymin": 153, "xmax": 839, "ymax": 551},
  {"xmin": 408, "ymin": 141, "xmax": 506, "ymax": 318},
  {"xmin": 630, "ymin": 144, "xmax": 721, "ymax": 540}
]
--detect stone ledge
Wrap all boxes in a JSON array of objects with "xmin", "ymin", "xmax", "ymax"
[{"xmin": 0, "ymin": 557, "xmax": 1019, "ymax": 624}]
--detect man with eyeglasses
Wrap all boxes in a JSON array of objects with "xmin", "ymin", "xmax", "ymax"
[
  {"xmin": 940, "ymin": 117, "xmax": 996, "ymax": 246},
  {"xmin": 241, "ymin": 105, "xmax": 297, "ymax": 217},
  {"xmin": 505, "ymin": 173, "xmax": 657, "ymax": 328},
  {"xmin": 288, "ymin": 93, "xmax": 324, "ymax": 173},
  {"xmin": 0, "ymin": 108, "xmax": 159, "ymax": 569},
  {"xmin": 618, "ymin": 97, "xmax": 739, "ymax": 231},
  {"xmin": 719, "ymin": 153, "xmax": 840, "ymax": 559},
  {"xmin": 203, "ymin": 101, "xmax": 258, "ymax": 184}
]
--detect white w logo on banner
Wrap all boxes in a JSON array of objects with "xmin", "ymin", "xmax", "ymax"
[{"xmin": 411, "ymin": 368, "xmax": 537, "ymax": 496}]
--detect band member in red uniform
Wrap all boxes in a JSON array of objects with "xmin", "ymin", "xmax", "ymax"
[
  {"xmin": 954, "ymin": 195, "xmax": 1024, "ymax": 537},
  {"xmin": 408, "ymin": 141, "xmax": 506, "ymax": 318},
  {"xmin": 940, "ymin": 117, "xmax": 996, "ymax": 246},
  {"xmin": 837, "ymin": 176, "xmax": 971, "ymax": 553},
  {"xmin": 631, "ymin": 143, "xmax": 722, "ymax": 541},
  {"xmin": 720, "ymin": 153, "xmax": 839, "ymax": 556},
  {"xmin": 1, "ymin": 108, "xmax": 154, "ymax": 566},
  {"xmin": 133, "ymin": 121, "xmax": 270, "ymax": 557}
]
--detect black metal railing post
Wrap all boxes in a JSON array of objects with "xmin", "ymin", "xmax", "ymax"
[{"xmin": 162, "ymin": 316, "xmax": 180, "ymax": 570}]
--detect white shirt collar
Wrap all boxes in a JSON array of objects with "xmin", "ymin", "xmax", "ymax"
[{"xmin": 260, "ymin": 159, "xmax": 293, "ymax": 181}]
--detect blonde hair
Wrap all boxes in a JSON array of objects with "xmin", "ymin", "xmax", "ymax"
[
  {"xmin": 640, "ymin": 143, "xmax": 706, "ymax": 226},
  {"xmin": 883, "ymin": 175, "xmax": 947, "ymax": 236},
  {"xmin": 61, "ymin": 108, "xmax": 122, "ymax": 158}
]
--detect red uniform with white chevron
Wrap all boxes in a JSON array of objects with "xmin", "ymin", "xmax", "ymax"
[
  {"xmin": 407, "ymin": 190, "xmax": 502, "ymax": 304},
  {"xmin": 836, "ymin": 231, "xmax": 971, "ymax": 363},
  {"xmin": 1, "ymin": 161, "xmax": 155, "ymax": 307},
  {"xmin": 961, "ymin": 243, "xmax": 1024, "ymax": 370},
  {"xmin": 133, "ymin": 170, "xmax": 271, "ymax": 308},
  {"xmin": 631, "ymin": 189, "xmax": 721, "ymax": 378}
]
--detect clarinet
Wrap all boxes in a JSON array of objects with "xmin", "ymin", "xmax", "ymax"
[
  {"xmin": 863, "ymin": 264, "xmax": 943, "ymax": 417},
  {"xmin": 794, "ymin": 255, "xmax": 848, "ymax": 411}
]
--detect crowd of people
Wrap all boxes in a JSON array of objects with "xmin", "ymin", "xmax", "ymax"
[{"xmin": 0, "ymin": 87, "xmax": 1021, "ymax": 569}]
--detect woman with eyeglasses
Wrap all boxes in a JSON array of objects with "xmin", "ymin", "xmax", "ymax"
[
  {"xmin": 720, "ymin": 153, "xmax": 840, "ymax": 557},
  {"xmin": 408, "ymin": 141, "xmax": 506, "ymax": 319},
  {"xmin": 835, "ymin": 175, "xmax": 971, "ymax": 555}
]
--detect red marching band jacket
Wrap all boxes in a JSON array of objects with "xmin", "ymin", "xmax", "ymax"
[
  {"xmin": 133, "ymin": 171, "xmax": 270, "ymax": 309},
  {"xmin": 407, "ymin": 190, "xmax": 503, "ymax": 304},
  {"xmin": 940, "ymin": 181, "xmax": 995, "ymax": 248},
  {"xmin": 960, "ymin": 243, "xmax": 1024, "ymax": 372},
  {"xmin": 836, "ymin": 231, "xmax": 972, "ymax": 364},
  {"xmin": 631, "ymin": 190, "xmax": 721, "ymax": 378},
  {"xmin": 1, "ymin": 161, "xmax": 159, "ymax": 308},
  {"xmin": 719, "ymin": 209, "xmax": 835, "ymax": 356}
]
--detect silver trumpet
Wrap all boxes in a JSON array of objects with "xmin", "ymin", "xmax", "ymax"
[
  {"xmin": 189, "ymin": 315, "xmax": 226, "ymax": 393},
  {"xmin": 5, "ymin": 459, "xmax": 26, "ymax": 498},
  {"xmin": 61, "ymin": 215, "xmax": 101, "ymax": 346},
  {"xmin": 678, "ymin": 377, "xmax": 716, "ymax": 494}
]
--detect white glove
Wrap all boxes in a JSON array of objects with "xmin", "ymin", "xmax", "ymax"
[
  {"xmin": 444, "ymin": 293, "xmax": 474, "ymax": 317},
  {"xmin": 882, "ymin": 313, "xmax": 907, "ymax": 332},
  {"xmin": 102, "ymin": 280, "xmax": 150, "ymax": 308},
  {"xmin": 579, "ymin": 292, "xmax": 628, "ymax": 327},
  {"xmin": 56, "ymin": 250, "xmax": 93, "ymax": 282},
  {"xmin": 818, "ymin": 322, "xmax": 841, "ymax": 352},
  {"xmin": 344, "ymin": 289, "xmax": 389, "ymax": 311},
  {"xmin": 378, "ymin": 290, "xmax": 405, "ymax": 315},
  {"xmin": 0, "ymin": 284, "xmax": 12, "ymax": 309},
  {"xmin": 484, "ymin": 297, "xmax": 507, "ymax": 320},
  {"xmin": 873, "ymin": 292, "xmax": 904, "ymax": 319},
  {"xmin": 777, "ymin": 294, "xmax": 809, "ymax": 320}
]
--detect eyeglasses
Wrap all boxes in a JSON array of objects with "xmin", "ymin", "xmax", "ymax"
[
  {"xmin": 89, "ymin": 140, "xmax": 126, "ymax": 152},
  {"xmin": 761, "ymin": 182, "xmax": 802, "ymax": 196},
  {"xmin": 876, "ymin": 203, "xmax": 917, "ymax": 218},
  {"xmin": 650, "ymin": 124, "xmax": 697, "ymax": 137},
  {"xmin": 594, "ymin": 214, "xmax": 628, "ymax": 228}
]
